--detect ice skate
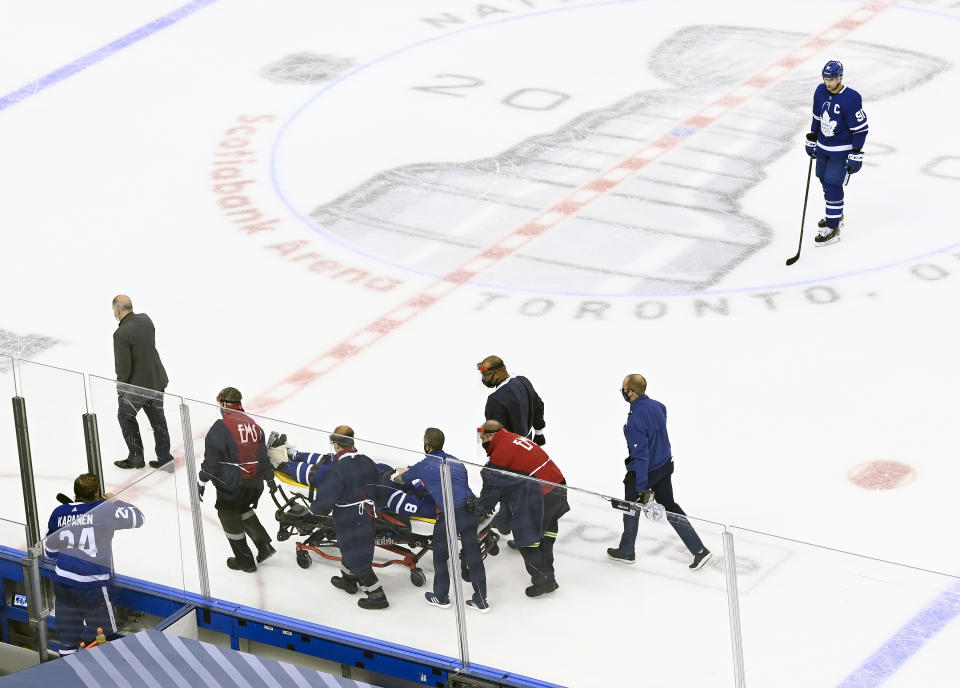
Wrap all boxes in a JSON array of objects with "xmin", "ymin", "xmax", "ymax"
[{"xmin": 814, "ymin": 224, "xmax": 842, "ymax": 246}]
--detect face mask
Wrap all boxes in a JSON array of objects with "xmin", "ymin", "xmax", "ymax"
[
  {"xmin": 622, "ymin": 390, "xmax": 632, "ymax": 402},
  {"xmin": 481, "ymin": 376, "xmax": 498, "ymax": 389},
  {"xmin": 424, "ymin": 445, "xmax": 431, "ymax": 455},
  {"xmin": 481, "ymin": 440, "xmax": 491, "ymax": 451}
]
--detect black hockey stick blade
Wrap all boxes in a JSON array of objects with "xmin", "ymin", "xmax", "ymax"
[
  {"xmin": 786, "ymin": 157, "xmax": 814, "ymax": 266},
  {"xmin": 56, "ymin": 492, "xmax": 72, "ymax": 504}
]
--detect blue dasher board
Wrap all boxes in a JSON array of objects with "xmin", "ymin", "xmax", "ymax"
[{"xmin": 0, "ymin": 629, "xmax": 382, "ymax": 688}]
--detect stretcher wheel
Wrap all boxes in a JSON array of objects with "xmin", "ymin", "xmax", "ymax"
[
  {"xmin": 296, "ymin": 551, "xmax": 312, "ymax": 569},
  {"xmin": 410, "ymin": 568, "xmax": 426, "ymax": 587},
  {"xmin": 488, "ymin": 542, "xmax": 500, "ymax": 556},
  {"xmin": 277, "ymin": 530, "xmax": 290, "ymax": 542}
]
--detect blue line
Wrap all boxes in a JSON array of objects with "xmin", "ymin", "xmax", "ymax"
[
  {"xmin": 0, "ymin": 0, "xmax": 219, "ymax": 113},
  {"xmin": 836, "ymin": 580, "xmax": 960, "ymax": 687}
]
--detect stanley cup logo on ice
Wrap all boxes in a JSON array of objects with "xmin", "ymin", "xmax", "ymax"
[{"xmin": 308, "ymin": 26, "xmax": 945, "ymax": 295}]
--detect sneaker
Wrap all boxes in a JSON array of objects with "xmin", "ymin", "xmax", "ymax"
[
  {"xmin": 114, "ymin": 457, "xmax": 145, "ymax": 469},
  {"xmin": 226, "ymin": 557, "xmax": 256, "ymax": 573},
  {"xmin": 148, "ymin": 457, "xmax": 174, "ymax": 469},
  {"xmin": 256, "ymin": 544, "xmax": 276, "ymax": 564},
  {"xmin": 606, "ymin": 547, "xmax": 636, "ymax": 564},
  {"xmin": 817, "ymin": 213, "xmax": 843, "ymax": 228},
  {"xmin": 466, "ymin": 597, "xmax": 491, "ymax": 613},
  {"xmin": 424, "ymin": 593, "xmax": 450, "ymax": 609},
  {"xmin": 690, "ymin": 548, "xmax": 713, "ymax": 571},
  {"xmin": 525, "ymin": 580, "xmax": 559, "ymax": 598},
  {"xmin": 814, "ymin": 225, "xmax": 842, "ymax": 246},
  {"xmin": 330, "ymin": 575, "xmax": 359, "ymax": 594}
]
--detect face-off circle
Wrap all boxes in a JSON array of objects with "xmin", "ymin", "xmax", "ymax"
[{"xmin": 847, "ymin": 460, "xmax": 916, "ymax": 490}]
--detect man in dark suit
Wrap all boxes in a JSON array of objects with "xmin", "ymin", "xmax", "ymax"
[
  {"xmin": 478, "ymin": 355, "xmax": 546, "ymax": 535},
  {"xmin": 111, "ymin": 294, "xmax": 174, "ymax": 469}
]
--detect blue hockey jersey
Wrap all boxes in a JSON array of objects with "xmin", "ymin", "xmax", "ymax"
[
  {"xmin": 811, "ymin": 84, "xmax": 869, "ymax": 153},
  {"xmin": 44, "ymin": 499, "xmax": 145, "ymax": 588}
]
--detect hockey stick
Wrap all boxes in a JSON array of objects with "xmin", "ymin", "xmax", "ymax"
[{"xmin": 785, "ymin": 157, "xmax": 814, "ymax": 266}]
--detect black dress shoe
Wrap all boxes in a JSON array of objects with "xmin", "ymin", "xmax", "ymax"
[
  {"xmin": 148, "ymin": 457, "xmax": 174, "ymax": 469},
  {"xmin": 114, "ymin": 458, "xmax": 145, "ymax": 469}
]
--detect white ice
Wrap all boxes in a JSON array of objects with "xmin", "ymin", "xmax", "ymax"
[{"xmin": 2, "ymin": 0, "xmax": 960, "ymax": 686}]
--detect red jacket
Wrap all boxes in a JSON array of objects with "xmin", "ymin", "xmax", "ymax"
[{"xmin": 486, "ymin": 430, "xmax": 564, "ymax": 494}]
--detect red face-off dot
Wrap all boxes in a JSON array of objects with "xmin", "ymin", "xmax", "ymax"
[{"xmin": 847, "ymin": 460, "xmax": 916, "ymax": 490}]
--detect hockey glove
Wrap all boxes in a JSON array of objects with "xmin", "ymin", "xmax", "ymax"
[
  {"xmin": 846, "ymin": 149, "xmax": 863, "ymax": 174},
  {"xmin": 533, "ymin": 433, "xmax": 546, "ymax": 446},
  {"xmin": 197, "ymin": 483, "xmax": 205, "ymax": 502},
  {"xmin": 635, "ymin": 488, "xmax": 656, "ymax": 505},
  {"xmin": 804, "ymin": 132, "xmax": 818, "ymax": 159}
]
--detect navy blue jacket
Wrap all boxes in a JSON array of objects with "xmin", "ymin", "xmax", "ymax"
[
  {"xmin": 310, "ymin": 448, "xmax": 379, "ymax": 516},
  {"xmin": 310, "ymin": 448, "xmax": 380, "ymax": 573},
  {"xmin": 401, "ymin": 450, "xmax": 474, "ymax": 513},
  {"xmin": 484, "ymin": 376, "xmax": 545, "ymax": 438},
  {"xmin": 624, "ymin": 395, "xmax": 672, "ymax": 491}
]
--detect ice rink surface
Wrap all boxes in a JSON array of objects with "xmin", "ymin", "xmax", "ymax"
[{"xmin": 2, "ymin": 0, "xmax": 960, "ymax": 685}]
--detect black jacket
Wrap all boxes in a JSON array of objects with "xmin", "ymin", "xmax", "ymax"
[
  {"xmin": 113, "ymin": 313, "xmax": 168, "ymax": 392},
  {"xmin": 484, "ymin": 376, "xmax": 545, "ymax": 438}
]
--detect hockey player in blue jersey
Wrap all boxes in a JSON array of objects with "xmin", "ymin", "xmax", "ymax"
[
  {"xmin": 44, "ymin": 473, "xmax": 144, "ymax": 654},
  {"xmin": 805, "ymin": 60, "xmax": 869, "ymax": 245}
]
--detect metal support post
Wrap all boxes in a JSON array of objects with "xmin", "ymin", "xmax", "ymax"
[
  {"xmin": 439, "ymin": 458, "xmax": 469, "ymax": 668},
  {"xmin": 23, "ymin": 544, "xmax": 51, "ymax": 663},
  {"xmin": 722, "ymin": 529, "xmax": 747, "ymax": 688},
  {"xmin": 180, "ymin": 403, "xmax": 211, "ymax": 601},
  {"xmin": 12, "ymin": 396, "xmax": 42, "ymax": 549},
  {"xmin": 82, "ymin": 413, "xmax": 105, "ymax": 494}
]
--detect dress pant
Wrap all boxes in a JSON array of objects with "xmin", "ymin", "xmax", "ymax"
[
  {"xmin": 619, "ymin": 460, "xmax": 705, "ymax": 556},
  {"xmin": 117, "ymin": 392, "xmax": 172, "ymax": 461},
  {"xmin": 432, "ymin": 503, "xmax": 487, "ymax": 602}
]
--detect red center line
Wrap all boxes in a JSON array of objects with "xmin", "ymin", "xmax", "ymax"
[{"xmin": 251, "ymin": 0, "xmax": 892, "ymax": 412}]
